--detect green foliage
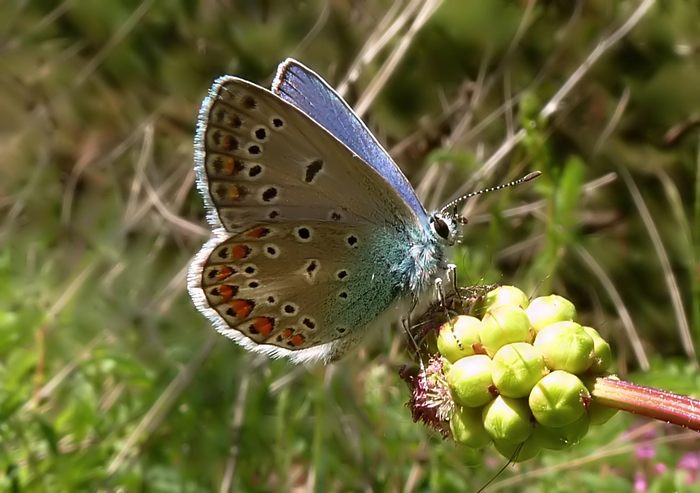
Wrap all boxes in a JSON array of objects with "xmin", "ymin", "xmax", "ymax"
[{"xmin": 1, "ymin": 0, "xmax": 699, "ymax": 491}]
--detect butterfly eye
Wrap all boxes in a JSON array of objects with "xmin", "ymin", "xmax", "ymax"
[{"xmin": 431, "ymin": 214, "xmax": 451, "ymax": 240}]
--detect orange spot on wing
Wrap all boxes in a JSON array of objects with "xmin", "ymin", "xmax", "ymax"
[
  {"xmin": 229, "ymin": 299, "xmax": 254, "ymax": 319},
  {"xmin": 218, "ymin": 284, "xmax": 238, "ymax": 301},
  {"xmin": 290, "ymin": 334, "xmax": 306, "ymax": 347},
  {"xmin": 246, "ymin": 226, "xmax": 270, "ymax": 239},
  {"xmin": 281, "ymin": 328, "xmax": 294, "ymax": 339},
  {"xmin": 253, "ymin": 317, "xmax": 274, "ymax": 337},
  {"xmin": 223, "ymin": 158, "xmax": 236, "ymax": 175},
  {"xmin": 227, "ymin": 185, "xmax": 241, "ymax": 200},
  {"xmin": 231, "ymin": 244, "xmax": 251, "ymax": 259},
  {"xmin": 217, "ymin": 266, "xmax": 235, "ymax": 280}
]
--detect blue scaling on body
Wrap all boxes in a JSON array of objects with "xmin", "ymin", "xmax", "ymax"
[{"xmin": 187, "ymin": 58, "xmax": 459, "ymax": 364}]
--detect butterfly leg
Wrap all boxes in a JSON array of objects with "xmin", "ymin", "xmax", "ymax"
[
  {"xmin": 403, "ymin": 292, "xmax": 431, "ymax": 366},
  {"xmin": 435, "ymin": 276, "xmax": 471, "ymax": 355},
  {"xmin": 401, "ymin": 314, "xmax": 428, "ymax": 370},
  {"xmin": 446, "ymin": 263, "xmax": 460, "ymax": 304},
  {"xmin": 434, "ymin": 277, "xmax": 453, "ymax": 322}
]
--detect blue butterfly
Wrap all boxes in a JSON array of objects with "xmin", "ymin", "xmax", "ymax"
[{"xmin": 188, "ymin": 58, "xmax": 459, "ymax": 363}]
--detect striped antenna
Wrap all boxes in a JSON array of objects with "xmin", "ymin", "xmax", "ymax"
[{"xmin": 439, "ymin": 171, "xmax": 541, "ymax": 215}]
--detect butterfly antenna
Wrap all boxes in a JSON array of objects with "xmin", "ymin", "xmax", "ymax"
[{"xmin": 439, "ymin": 171, "xmax": 541, "ymax": 216}]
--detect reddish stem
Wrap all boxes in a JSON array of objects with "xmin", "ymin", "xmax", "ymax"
[{"xmin": 590, "ymin": 376, "xmax": 700, "ymax": 432}]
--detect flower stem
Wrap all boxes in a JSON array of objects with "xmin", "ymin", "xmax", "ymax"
[{"xmin": 590, "ymin": 376, "xmax": 700, "ymax": 432}]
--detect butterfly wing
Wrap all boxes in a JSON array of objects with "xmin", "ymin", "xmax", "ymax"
[
  {"xmin": 193, "ymin": 75, "xmax": 423, "ymax": 234},
  {"xmin": 189, "ymin": 66, "xmax": 446, "ymax": 363},
  {"xmin": 189, "ymin": 221, "xmax": 420, "ymax": 363},
  {"xmin": 271, "ymin": 58, "xmax": 429, "ymax": 225}
]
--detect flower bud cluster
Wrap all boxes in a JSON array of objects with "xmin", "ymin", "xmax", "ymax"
[{"xmin": 438, "ymin": 286, "xmax": 616, "ymax": 460}]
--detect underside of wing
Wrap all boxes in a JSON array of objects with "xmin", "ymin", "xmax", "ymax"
[
  {"xmin": 187, "ymin": 221, "xmax": 419, "ymax": 363},
  {"xmin": 194, "ymin": 76, "xmax": 424, "ymax": 235},
  {"xmin": 272, "ymin": 58, "xmax": 428, "ymax": 221}
]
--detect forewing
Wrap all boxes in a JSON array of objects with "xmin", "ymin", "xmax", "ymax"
[
  {"xmin": 194, "ymin": 75, "xmax": 422, "ymax": 234},
  {"xmin": 271, "ymin": 58, "xmax": 429, "ymax": 223}
]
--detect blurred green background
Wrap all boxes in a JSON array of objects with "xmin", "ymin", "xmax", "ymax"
[{"xmin": 1, "ymin": 1, "xmax": 699, "ymax": 491}]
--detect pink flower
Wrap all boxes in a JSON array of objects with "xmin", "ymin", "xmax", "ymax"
[
  {"xmin": 678, "ymin": 452, "xmax": 700, "ymax": 483},
  {"xmin": 635, "ymin": 444, "xmax": 655, "ymax": 460},
  {"xmin": 399, "ymin": 356, "xmax": 453, "ymax": 438},
  {"xmin": 633, "ymin": 470, "xmax": 647, "ymax": 492}
]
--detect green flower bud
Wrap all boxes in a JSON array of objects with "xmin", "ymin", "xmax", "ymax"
[
  {"xmin": 534, "ymin": 321, "xmax": 594, "ymax": 374},
  {"xmin": 450, "ymin": 406, "xmax": 492, "ymax": 448},
  {"xmin": 447, "ymin": 355, "xmax": 495, "ymax": 407},
  {"xmin": 526, "ymin": 295, "xmax": 576, "ymax": 332},
  {"xmin": 437, "ymin": 316, "xmax": 483, "ymax": 363},
  {"xmin": 482, "ymin": 395, "xmax": 534, "ymax": 444},
  {"xmin": 582, "ymin": 326, "xmax": 613, "ymax": 373},
  {"xmin": 484, "ymin": 285, "xmax": 530, "ymax": 311},
  {"xmin": 529, "ymin": 370, "xmax": 590, "ymax": 427},
  {"xmin": 493, "ymin": 437, "xmax": 542, "ymax": 462},
  {"xmin": 492, "ymin": 342, "xmax": 549, "ymax": 398},
  {"xmin": 535, "ymin": 414, "xmax": 590, "ymax": 450},
  {"xmin": 480, "ymin": 306, "xmax": 532, "ymax": 356}
]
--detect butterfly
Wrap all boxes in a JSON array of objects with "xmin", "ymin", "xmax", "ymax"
[{"xmin": 187, "ymin": 58, "xmax": 461, "ymax": 364}]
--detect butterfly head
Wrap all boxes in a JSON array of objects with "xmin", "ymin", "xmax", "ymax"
[
  {"xmin": 432, "ymin": 171, "xmax": 543, "ymax": 247},
  {"xmin": 429, "ymin": 212, "xmax": 460, "ymax": 246}
]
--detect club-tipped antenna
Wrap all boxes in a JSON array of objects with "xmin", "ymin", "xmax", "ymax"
[{"xmin": 439, "ymin": 171, "xmax": 541, "ymax": 215}]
